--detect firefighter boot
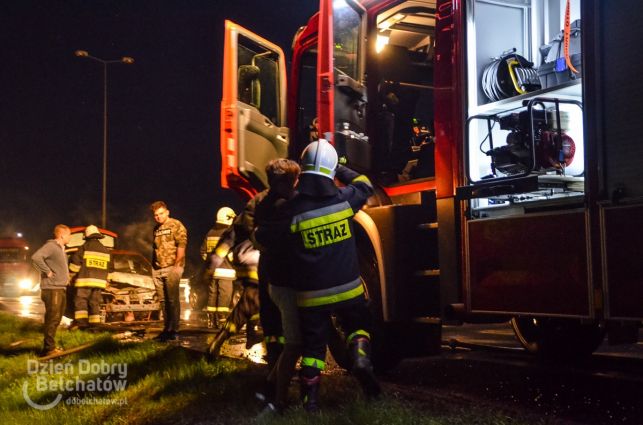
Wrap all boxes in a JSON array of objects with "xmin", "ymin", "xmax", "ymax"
[
  {"xmin": 265, "ymin": 338, "xmax": 283, "ymax": 372},
  {"xmin": 349, "ymin": 337, "xmax": 381, "ymax": 399},
  {"xmin": 206, "ymin": 327, "xmax": 230, "ymax": 360},
  {"xmin": 207, "ymin": 313, "xmax": 217, "ymax": 329},
  {"xmin": 299, "ymin": 373, "xmax": 321, "ymax": 413},
  {"xmin": 69, "ymin": 319, "xmax": 88, "ymax": 331},
  {"xmin": 245, "ymin": 322, "xmax": 263, "ymax": 349}
]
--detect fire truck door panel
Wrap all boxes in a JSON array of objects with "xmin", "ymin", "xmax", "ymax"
[
  {"xmin": 466, "ymin": 211, "xmax": 591, "ymax": 317},
  {"xmin": 236, "ymin": 102, "xmax": 288, "ymax": 188},
  {"xmin": 600, "ymin": 204, "xmax": 643, "ymax": 320},
  {"xmin": 221, "ymin": 20, "xmax": 287, "ymax": 192},
  {"xmin": 599, "ymin": 2, "xmax": 643, "ymax": 201},
  {"xmin": 318, "ymin": 0, "xmax": 369, "ymax": 170}
]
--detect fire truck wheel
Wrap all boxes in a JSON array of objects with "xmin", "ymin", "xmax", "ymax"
[
  {"xmin": 357, "ymin": 232, "xmax": 402, "ymax": 372},
  {"xmin": 511, "ymin": 317, "xmax": 605, "ymax": 362}
]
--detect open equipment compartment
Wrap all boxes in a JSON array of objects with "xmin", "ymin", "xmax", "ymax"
[
  {"xmin": 461, "ymin": 0, "xmax": 584, "ymax": 219},
  {"xmin": 460, "ymin": 0, "xmax": 592, "ymax": 319}
]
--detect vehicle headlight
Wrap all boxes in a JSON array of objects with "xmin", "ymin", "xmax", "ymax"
[{"xmin": 19, "ymin": 278, "xmax": 34, "ymax": 290}]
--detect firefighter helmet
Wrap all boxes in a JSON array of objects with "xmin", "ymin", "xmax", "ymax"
[
  {"xmin": 300, "ymin": 138, "xmax": 338, "ymax": 180},
  {"xmin": 84, "ymin": 225, "xmax": 104, "ymax": 239},
  {"xmin": 216, "ymin": 207, "xmax": 236, "ymax": 226}
]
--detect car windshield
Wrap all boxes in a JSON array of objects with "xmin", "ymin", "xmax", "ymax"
[{"xmin": 113, "ymin": 254, "xmax": 152, "ymax": 276}]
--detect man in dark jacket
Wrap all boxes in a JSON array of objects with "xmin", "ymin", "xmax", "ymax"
[
  {"xmin": 69, "ymin": 225, "xmax": 113, "ymax": 329},
  {"xmin": 260, "ymin": 139, "xmax": 380, "ymax": 412},
  {"xmin": 32, "ymin": 224, "xmax": 71, "ymax": 356},
  {"xmin": 251, "ymin": 158, "xmax": 301, "ymax": 410}
]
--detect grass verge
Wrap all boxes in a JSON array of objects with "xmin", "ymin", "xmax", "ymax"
[{"xmin": 0, "ymin": 311, "xmax": 545, "ymax": 424}]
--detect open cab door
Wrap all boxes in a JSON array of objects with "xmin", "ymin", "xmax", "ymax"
[
  {"xmin": 220, "ymin": 20, "xmax": 288, "ymax": 198},
  {"xmin": 318, "ymin": 0, "xmax": 369, "ymax": 170}
]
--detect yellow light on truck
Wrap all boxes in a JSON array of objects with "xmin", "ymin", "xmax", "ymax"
[{"xmin": 376, "ymin": 34, "xmax": 390, "ymax": 53}]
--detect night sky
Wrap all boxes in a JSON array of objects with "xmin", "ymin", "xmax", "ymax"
[{"xmin": 0, "ymin": 0, "xmax": 318, "ymax": 272}]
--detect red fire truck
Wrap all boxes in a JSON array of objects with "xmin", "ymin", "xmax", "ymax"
[
  {"xmin": 0, "ymin": 236, "xmax": 39, "ymax": 296},
  {"xmin": 219, "ymin": 0, "xmax": 642, "ymax": 366}
]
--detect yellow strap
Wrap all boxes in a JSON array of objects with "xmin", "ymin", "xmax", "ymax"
[
  {"xmin": 507, "ymin": 59, "xmax": 527, "ymax": 94},
  {"xmin": 301, "ymin": 357, "xmax": 326, "ymax": 370},
  {"xmin": 297, "ymin": 283, "xmax": 364, "ymax": 308},
  {"xmin": 563, "ymin": 0, "xmax": 579, "ymax": 74},
  {"xmin": 75, "ymin": 278, "xmax": 107, "ymax": 288},
  {"xmin": 206, "ymin": 306, "xmax": 231, "ymax": 312},
  {"xmin": 236, "ymin": 270, "xmax": 259, "ymax": 281},
  {"xmin": 213, "ymin": 268, "xmax": 236, "ymax": 279},
  {"xmin": 351, "ymin": 174, "xmax": 373, "ymax": 187}
]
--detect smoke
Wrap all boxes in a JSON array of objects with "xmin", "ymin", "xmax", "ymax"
[
  {"xmin": 0, "ymin": 222, "xmax": 20, "ymax": 238},
  {"xmin": 118, "ymin": 218, "xmax": 154, "ymax": 256},
  {"xmin": 67, "ymin": 202, "xmax": 101, "ymax": 229}
]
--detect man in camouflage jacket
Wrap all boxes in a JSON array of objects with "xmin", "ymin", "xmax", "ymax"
[{"xmin": 150, "ymin": 200, "xmax": 188, "ymax": 342}]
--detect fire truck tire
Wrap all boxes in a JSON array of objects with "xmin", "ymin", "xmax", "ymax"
[
  {"xmin": 356, "ymin": 232, "xmax": 402, "ymax": 372},
  {"xmin": 511, "ymin": 317, "xmax": 605, "ymax": 362}
]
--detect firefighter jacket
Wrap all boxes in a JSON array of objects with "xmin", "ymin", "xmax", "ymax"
[
  {"xmin": 200, "ymin": 223, "xmax": 229, "ymax": 260},
  {"xmin": 69, "ymin": 237, "xmax": 113, "ymax": 289},
  {"xmin": 201, "ymin": 223, "xmax": 236, "ymax": 281},
  {"xmin": 211, "ymin": 201, "xmax": 260, "ymax": 284},
  {"xmin": 257, "ymin": 166, "xmax": 373, "ymax": 308}
]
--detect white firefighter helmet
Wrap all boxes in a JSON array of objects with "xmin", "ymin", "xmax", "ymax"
[
  {"xmin": 84, "ymin": 225, "xmax": 104, "ymax": 239},
  {"xmin": 300, "ymin": 138, "xmax": 338, "ymax": 179},
  {"xmin": 216, "ymin": 207, "xmax": 236, "ymax": 226}
]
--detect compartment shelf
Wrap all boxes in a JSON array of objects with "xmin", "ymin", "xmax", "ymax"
[{"xmin": 472, "ymin": 79, "xmax": 582, "ymax": 115}]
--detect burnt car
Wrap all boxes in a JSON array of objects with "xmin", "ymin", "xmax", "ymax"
[
  {"xmin": 65, "ymin": 226, "xmax": 160, "ymax": 322},
  {"xmin": 103, "ymin": 250, "xmax": 160, "ymax": 321}
]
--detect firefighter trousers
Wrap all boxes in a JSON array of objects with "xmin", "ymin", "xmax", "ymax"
[
  {"xmin": 258, "ymin": 276, "xmax": 282, "ymax": 340},
  {"xmin": 74, "ymin": 287, "xmax": 103, "ymax": 324},
  {"xmin": 299, "ymin": 295, "xmax": 372, "ymax": 378},
  {"xmin": 205, "ymin": 257, "xmax": 235, "ymax": 315},
  {"xmin": 223, "ymin": 279, "xmax": 260, "ymax": 335},
  {"xmin": 207, "ymin": 277, "xmax": 234, "ymax": 315}
]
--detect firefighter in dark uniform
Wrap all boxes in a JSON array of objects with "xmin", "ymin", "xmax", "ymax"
[
  {"xmin": 206, "ymin": 207, "xmax": 263, "ymax": 358},
  {"xmin": 199, "ymin": 207, "xmax": 237, "ymax": 328},
  {"xmin": 69, "ymin": 225, "xmax": 113, "ymax": 328},
  {"xmin": 259, "ymin": 139, "xmax": 380, "ymax": 412}
]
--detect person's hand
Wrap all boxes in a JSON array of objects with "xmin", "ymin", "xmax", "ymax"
[
  {"xmin": 169, "ymin": 265, "xmax": 184, "ymax": 281},
  {"xmin": 47, "ymin": 271, "xmax": 53, "ymax": 278},
  {"xmin": 209, "ymin": 254, "xmax": 224, "ymax": 270}
]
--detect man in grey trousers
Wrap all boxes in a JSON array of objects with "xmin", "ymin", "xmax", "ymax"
[{"xmin": 32, "ymin": 224, "xmax": 71, "ymax": 356}]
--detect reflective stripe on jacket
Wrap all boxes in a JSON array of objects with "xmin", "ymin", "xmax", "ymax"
[
  {"xmin": 69, "ymin": 238, "xmax": 112, "ymax": 289},
  {"xmin": 210, "ymin": 204, "xmax": 260, "ymax": 284},
  {"xmin": 285, "ymin": 167, "xmax": 373, "ymax": 298}
]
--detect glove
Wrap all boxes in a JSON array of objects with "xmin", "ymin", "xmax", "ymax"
[{"xmin": 209, "ymin": 254, "xmax": 224, "ymax": 270}]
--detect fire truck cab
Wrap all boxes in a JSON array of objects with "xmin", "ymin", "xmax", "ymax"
[
  {"xmin": 220, "ymin": 0, "xmax": 643, "ymax": 366},
  {"xmin": 0, "ymin": 236, "xmax": 39, "ymax": 296}
]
